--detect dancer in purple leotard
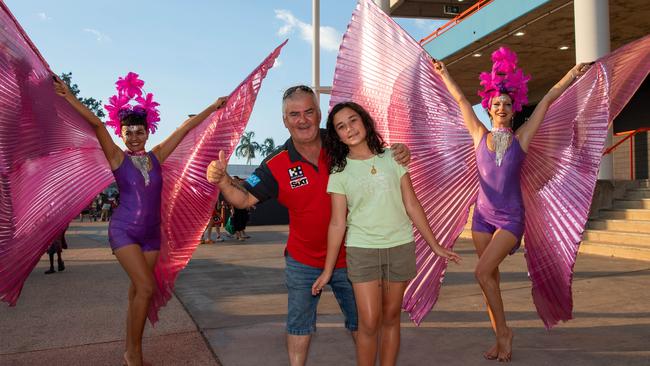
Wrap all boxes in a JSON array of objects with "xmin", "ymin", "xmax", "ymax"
[
  {"xmin": 473, "ymin": 130, "xmax": 526, "ymax": 254},
  {"xmin": 54, "ymin": 73, "xmax": 227, "ymax": 366},
  {"xmin": 433, "ymin": 48, "xmax": 591, "ymax": 362}
]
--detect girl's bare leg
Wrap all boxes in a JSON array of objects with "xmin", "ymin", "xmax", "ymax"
[
  {"xmin": 353, "ymin": 280, "xmax": 382, "ymax": 366},
  {"xmin": 379, "ymin": 281, "xmax": 408, "ymax": 366}
]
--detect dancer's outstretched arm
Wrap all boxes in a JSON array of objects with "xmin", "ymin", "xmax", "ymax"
[
  {"xmin": 432, "ymin": 60, "xmax": 487, "ymax": 148},
  {"xmin": 517, "ymin": 63, "xmax": 591, "ymax": 151},
  {"xmin": 152, "ymin": 96, "xmax": 228, "ymax": 164},
  {"xmin": 53, "ymin": 75, "xmax": 123, "ymax": 170}
]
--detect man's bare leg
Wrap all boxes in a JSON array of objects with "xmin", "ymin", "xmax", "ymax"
[{"xmin": 287, "ymin": 334, "xmax": 311, "ymax": 366}]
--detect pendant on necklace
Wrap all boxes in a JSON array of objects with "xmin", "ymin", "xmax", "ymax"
[{"xmin": 370, "ymin": 165, "xmax": 377, "ymax": 175}]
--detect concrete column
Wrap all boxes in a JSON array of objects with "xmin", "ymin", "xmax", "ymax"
[
  {"xmin": 575, "ymin": 0, "xmax": 612, "ymax": 179},
  {"xmin": 374, "ymin": 0, "xmax": 390, "ymax": 13}
]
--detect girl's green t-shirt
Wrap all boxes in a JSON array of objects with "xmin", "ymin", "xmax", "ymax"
[{"xmin": 327, "ymin": 148, "xmax": 414, "ymax": 249}]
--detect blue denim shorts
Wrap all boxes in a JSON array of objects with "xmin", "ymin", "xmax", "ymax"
[{"xmin": 285, "ymin": 253, "xmax": 358, "ymax": 335}]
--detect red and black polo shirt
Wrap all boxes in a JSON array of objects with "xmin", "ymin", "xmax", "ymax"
[{"xmin": 243, "ymin": 135, "xmax": 346, "ymax": 269}]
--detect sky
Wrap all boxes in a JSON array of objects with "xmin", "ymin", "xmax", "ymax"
[{"xmin": 5, "ymin": 0, "xmax": 486, "ymax": 165}]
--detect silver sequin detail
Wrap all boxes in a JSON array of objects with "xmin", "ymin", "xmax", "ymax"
[
  {"xmin": 129, "ymin": 155, "xmax": 150, "ymax": 186},
  {"xmin": 492, "ymin": 128, "xmax": 512, "ymax": 167}
]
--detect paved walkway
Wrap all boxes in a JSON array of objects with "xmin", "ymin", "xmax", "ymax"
[
  {"xmin": 0, "ymin": 221, "xmax": 217, "ymax": 366},
  {"xmin": 2, "ymin": 221, "xmax": 649, "ymax": 365}
]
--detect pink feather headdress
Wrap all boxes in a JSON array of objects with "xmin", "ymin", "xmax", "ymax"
[
  {"xmin": 104, "ymin": 72, "xmax": 160, "ymax": 135},
  {"xmin": 478, "ymin": 47, "xmax": 531, "ymax": 112}
]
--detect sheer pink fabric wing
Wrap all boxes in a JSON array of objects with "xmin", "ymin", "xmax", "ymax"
[
  {"xmin": 148, "ymin": 41, "xmax": 286, "ymax": 323},
  {"xmin": 330, "ymin": 0, "xmax": 478, "ymax": 324},
  {"xmin": 523, "ymin": 34, "xmax": 650, "ymax": 329},
  {"xmin": 0, "ymin": 3, "xmax": 114, "ymax": 305}
]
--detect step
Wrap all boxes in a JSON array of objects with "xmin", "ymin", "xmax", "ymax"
[
  {"xmin": 637, "ymin": 180, "xmax": 650, "ymax": 188},
  {"xmin": 583, "ymin": 229, "xmax": 650, "ymax": 247},
  {"xmin": 598, "ymin": 209, "xmax": 650, "ymax": 221},
  {"xmin": 626, "ymin": 189, "xmax": 650, "ymax": 199},
  {"xmin": 613, "ymin": 198, "xmax": 650, "ymax": 209},
  {"xmin": 588, "ymin": 219, "xmax": 650, "ymax": 234},
  {"xmin": 579, "ymin": 241, "xmax": 650, "ymax": 261}
]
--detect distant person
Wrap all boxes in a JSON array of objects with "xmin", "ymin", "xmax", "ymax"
[
  {"xmin": 201, "ymin": 201, "xmax": 224, "ymax": 243},
  {"xmin": 231, "ymin": 177, "xmax": 250, "ymax": 241},
  {"xmin": 44, "ymin": 227, "xmax": 68, "ymax": 274},
  {"xmin": 100, "ymin": 201, "xmax": 112, "ymax": 221}
]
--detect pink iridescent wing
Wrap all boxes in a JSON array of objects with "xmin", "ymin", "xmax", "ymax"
[
  {"xmin": 330, "ymin": 0, "xmax": 477, "ymax": 324},
  {"xmin": 147, "ymin": 41, "xmax": 286, "ymax": 323},
  {"xmin": 522, "ymin": 35, "xmax": 650, "ymax": 329},
  {"xmin": 0, "ymin": 3, "xmax": 114, "ymax": 305}
]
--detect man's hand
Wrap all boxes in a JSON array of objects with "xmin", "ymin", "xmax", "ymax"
[
  {"xmin": 391, "ymin": 143, "xmax": 411, "ymax": 166},
  {"xmin": 207, "ymin": 150, "xmax": 229, "ymax": 185}
]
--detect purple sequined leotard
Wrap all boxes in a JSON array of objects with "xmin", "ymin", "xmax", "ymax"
[
  {"xmin": 108, "ymin": 151, "xmax": 163, "ymax": 252},
  {"xmin": 472, "ymin": 133, "xmax": 526, "ymax": 253}
]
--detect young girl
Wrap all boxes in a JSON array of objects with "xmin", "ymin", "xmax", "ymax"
[{"xmin": 312, "ymin": 101, "xmax": 461, "ymax": 366}]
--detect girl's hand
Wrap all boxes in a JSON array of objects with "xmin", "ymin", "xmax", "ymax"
[
  {"xmin": 311, "ymin": 272, "xmax": 332, "ymax": 296},
  {"xmin": 432, "ymin": 244, "xmax": 461, "ymax": 264},
  {"xmin": 52, "ymin": 75, "xmax": 70, "ymax": 98},
  {"xmin": 569, "ymin": 62, "xmax": 592, "ymax": 80}
]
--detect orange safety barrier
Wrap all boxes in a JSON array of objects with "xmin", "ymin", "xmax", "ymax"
[
  {"xmin": 420, "ymin": 0, "xmax": 494, "ymax": 45},
  {"xmin": 603, "ymin": 127, "xmax": 650, "ymax": 180}
]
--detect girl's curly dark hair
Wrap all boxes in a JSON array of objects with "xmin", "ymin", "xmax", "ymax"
[{"xmin": 325, "ymin": 102, "xmax": 385, "ymax": 174}]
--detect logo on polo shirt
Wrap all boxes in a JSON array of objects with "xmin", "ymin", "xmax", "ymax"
[
  {"xmin": 288, "ymin": 166, "xmax": 309, "ymax": 189},
  {"xmin": 246, "ymin": 174, "xmax": 261, "ymax": 187}
]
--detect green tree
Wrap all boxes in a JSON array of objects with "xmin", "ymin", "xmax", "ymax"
[
  {"xmin": 260, "ymin": 137, "xmax": 276, "ymax": 157},
  {"xmin": 235, "ymin": 131, "xmax": 261, "ymax": 165},
  {"xmin": 59, "ymin": 72, "xmax": 106, "ymax": 118}
]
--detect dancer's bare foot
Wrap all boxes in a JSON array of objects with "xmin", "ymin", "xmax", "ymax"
[
  {"xmin": 496, "ymin": 327, "xmax": 513, "ymax": 362},
  {"xmin": 123, "ymin": 353, "xmax": 152, "ymax": 366},
  {"xmin": 483, "ymin": 343, "xmax": 498, "ymax": 360},
  {"xmin": 123, "ymin": 352, "xmax": 137, "ymax": 366},
  {"xmin": 122, "ymin": 352, "xmax": 151, "ymax": 366}
]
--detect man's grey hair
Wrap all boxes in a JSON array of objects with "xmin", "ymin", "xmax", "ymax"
[{"xmin": 281, "ymin": 85, "xmax": 321, "ymax": 117}]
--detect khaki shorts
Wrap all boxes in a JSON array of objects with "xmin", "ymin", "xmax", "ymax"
[{"xmin": 346, "ymin": 242, "xmax": 416, "ymax": 283}]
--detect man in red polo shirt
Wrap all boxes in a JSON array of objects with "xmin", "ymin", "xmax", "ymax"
[{"xmin": 207, "ymin": 85, "xmax": 409, "ymax": 366}]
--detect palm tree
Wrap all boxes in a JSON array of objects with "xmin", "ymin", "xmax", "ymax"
[
  {"xmin": 235, "ymin": 131, "xmax": 261, "ymax": 164},
  {"xmin": 260, "ymin": 137, "xmax": 276, "ymax": 157}
]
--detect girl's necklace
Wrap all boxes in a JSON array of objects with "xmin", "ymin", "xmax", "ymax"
[{"xmin": 370, "ymin": 156, "xmax": 377, "ymax": 175}]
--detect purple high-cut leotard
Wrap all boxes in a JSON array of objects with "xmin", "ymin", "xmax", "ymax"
[
  {"xmin": 108, "ymin": 151, "xmax": 163, "ymax": 252},
  {"xmin": 472, "ymin": 133, "xmax": 526, "ymax": 253}
]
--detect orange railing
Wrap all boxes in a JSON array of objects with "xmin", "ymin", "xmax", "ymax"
[
  {"xmin": 603, "ymin": 127, "xmax": 650, "ymax": 180},
  {"xmin": 420, "ymin": 0, "xmax": 494, "ymax": 46}
]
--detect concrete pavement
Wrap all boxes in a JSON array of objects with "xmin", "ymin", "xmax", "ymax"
[
  {"xmin": 0, "ymin": 221, "xmax": 218, "ymax": 366},
  {"xmin": 1, "ymin": 221, "xmax": 649, "ymax": 365}
]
